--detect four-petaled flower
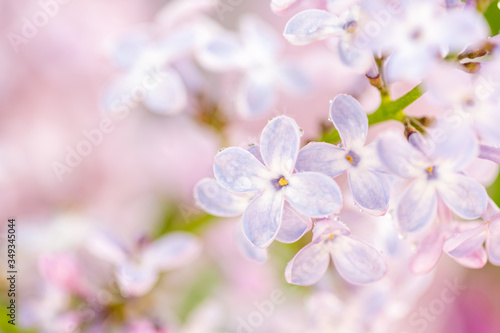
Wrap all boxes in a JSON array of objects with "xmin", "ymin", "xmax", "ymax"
[
  {"xmin": 296, "ymin": 94, "xmax": 390, "ymax": 212},
  {"xmin": 378, "ymin": 129, "xmax": 488, "ymax": 234},
  {"xmin": 213, "ymin": 116, "xmax": 343, "ymax": 248},
  {"xmin": 285, "ymin": 217, "xmax": 386, "ymax": 285}
]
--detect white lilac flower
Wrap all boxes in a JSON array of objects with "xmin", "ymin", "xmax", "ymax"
[
  {"xmin": 377, "ymin": 129, "xmax": 488, "ymax": 234},
  {"xmin": 87, "ymin": 232, "xmax": 201, "ymax": 297},
  {"xmin": 285, "ymin": 218, "xmax": 386, "ymax": 285},
  {"xmin": 296, "ymin": 94, "xmax": 390, "ymax": 212},
  {"xmin": 212, "ymin": 116, "xmax": 342, "ymax": 248}
]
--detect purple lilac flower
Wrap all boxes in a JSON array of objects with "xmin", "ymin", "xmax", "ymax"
[
  {"xmin": 213, "ymin": 116, "xmax": 342, "ymax": 248},
  {"xmin": 296, "ymin": 94, "xmax": 389, "ymax": 212},
  {"xmin": 378, "ymin": 129, "xmax": 488, "ymax": 234},
  {"xmin": 285, "ymin": 217, "xmax": 386, "ymax": 285}
]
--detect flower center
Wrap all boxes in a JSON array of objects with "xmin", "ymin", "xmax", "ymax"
[
  {"xmin": 426, "ymin": 166, "xmax": 437, "ymax": 179},
  {"xmin": 345, "ymin": 151, "xmax": 360, "ymax": 166},
  {"xmin": 279, "ymin": 177, "xmax": 288, "ymax": 187},
  {"xmin": 344, "ymin": 20, "xmax": 358, "ymax": 33}
]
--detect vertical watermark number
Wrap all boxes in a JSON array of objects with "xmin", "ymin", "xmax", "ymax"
[{"xmin": 6, "ymin": 218, "xmax": 17, "ymax": 326}]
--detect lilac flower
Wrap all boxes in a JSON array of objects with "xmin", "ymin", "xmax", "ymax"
[
  {"xmin": 283, "ymin": 5, "xmax": 375, "ymax": 70},
  {"xmin": 377, "ymin": 129, "xmax": 488, "ymax": 234},
  {"xmin": 444, "ymin": 199, "xmax": 500, "ymax": 268},
  {"xmin": 296, "ymin": 94, "xmax": 389, "ymax": 212},
  {"xmin": 197, "ymin": 15, "xmax": 310, "ymax": 117},
  {"xmin": 285, "ymin": 218, "xmax": 386, "ymax": 285},
  {"xmin": 376, "ymin": 1, "xmax": 488, "ymax": 82},
  {"xmin": 87, "ymin": 232, "xmax": 201, "ymax": 297},
  {"xmin": 103, "ymin": 0, "xmax": 218, "ymax": 115},
  {"xmin": 213, "ymin": 116, "xmax": 342, "ymax": 248}
]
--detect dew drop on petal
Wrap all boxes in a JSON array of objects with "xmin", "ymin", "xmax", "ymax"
[
  {"xmin": 334, "ymin": 216, "xmax": 340, "ymax": 221},
  {"xmin": 327, "ymin": 116, "xmax": 332, "ymax": 121},
  {"xmin": 299, "ymin": 128, "xmax": 304, "ymax": 137}
]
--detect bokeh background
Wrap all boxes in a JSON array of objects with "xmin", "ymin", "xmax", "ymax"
[{"xmin": 1, "ymin": 0, "xmax": 500, "ymax": 332}]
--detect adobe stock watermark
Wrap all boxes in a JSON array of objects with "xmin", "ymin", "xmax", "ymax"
[
  {"xmin": 236, "ymin": 289, "xmax": 286, "ymax": 333},
  {"xmin": 51, "ymin": 66, "xmax": 167, "ymax": 182},
  {"xmin": 407, "ymin": 278, "xmax": 467, "ymax": 333},
  {"xmin": 215, "ymin": 0, "xmax": 244, "ymax": 21},
  {"xmin": 7, "ymin": 0, "xmax": 73, "ymax": 53}
]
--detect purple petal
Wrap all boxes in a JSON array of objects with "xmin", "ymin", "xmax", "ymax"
[
  {"xmin": 143, "ymin": 68, "xmax": 188, "ymax": 115},
  {"xmin": 487, "ymin": 217, "xmax": 500, "ymax": 265},
  {"xmin": 236, "ymin": 75, "xmax": 276, "ymax": 117},
  {"xmin": 197, "ymin": 33, "xmax": 245, "ymax": 71},
  {"xmin": 377, "ymin": 133, "xmax": 424, "ymax": 178},
  {"xmin": 295, "ymin": 142, "xmax": 349, "ymax": 177},
  {"xmin": 330, "ymin": 94, "xmax": 368, "ymax": 149},
  {"xmin": 235, "ymin": 223, "xmax": 268, "ymax": 264},
  {"xmin": 410, "ymin": 230, "xmax": 446, "ymax": 274},
  {"xmin": 260, "ymin": 116, "xmax": 300, "ymax": 175},
  {"xmin": 284, "ymin": 9, "xmax": 345, "ymax": 45},
  {"xmin": 213, "ymin": 147, "xmax": 269, "ymax": 192},
  {"xmin": 348, "ymin": 168, "xmax": 389, "ymax": 211},
  {"xmin": 397, "ymin": 179, "xmax": 438, "ymax": 233},
  {"xmin": 337, "ymin": 39, "xmax": 371, "ymax": 71},
  {"xmin": 285, "ymin": 242, "xmax": 331, "ymax": 285},
  {"xmin": 276, "ymin": 203, "xmax": 312, "ymax": 243},
  {"xmin": 142, "ymin": 232, "xmax": 201, "ymax": 271},
  {"xmin": 194, "ymin": 178, "xmax": 248, "ymax": 217},
  {"xmin": 276, "ymin": 62, "xmax": 311, "ymax": 94},
  {"xmin": 444, "ymin": 225, "xmax": 487, "ymax": 258},
  {"xmin": 452, "ymin": 247, "xmax": 487, "ymax": 269},
  {"xmin": 286, "ymin": 172, "xmax": 342, "ymax": 217},
  {"xmin": 116, "ymin": 262, "xmax": 158, "ymax": 297},
  {"xmin": 437, "ymin": 174, "xmax": 487, "ymax": 220},
  {"xmin": 242, "ymin": 191, "xmax": 284, "ymax": 248},
  {"xmin": 428, "ymin": 125, "xmax": 478, "ymax": 171},
  {"xmin": 271, "ymin": 0, "xmax": 298, "ymax": 13},
  {"xmin": 331, "ymin": 236, "xmax": 386, "ymax": 285}
]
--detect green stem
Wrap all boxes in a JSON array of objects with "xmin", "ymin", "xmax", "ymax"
[{"xmin": 320, "ymin": 84, "xmax": 425, "ymax": 144}]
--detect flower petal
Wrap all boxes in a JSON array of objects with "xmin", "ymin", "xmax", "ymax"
[
  {"xmin": 444, "ymin": 225, "xmax": 487, "ymax": 258},
  {"xmin": 452, "ymin": 247, "xmax": 487, "ymax": 269},
  {"xmin": 276, "ymin": 203, "xmax": 312, "ymax": 243},
  {"xmin": 86, "ymin": 232, "xmax": 128, "ymax": 265},
  {"xmin": 242, "ymin": 191, "xmax": 284, "ymax": 248},
  {"xmin": 196, "ymin": 33, "xmax": 245, "ymax": 71},
  {"xmin": 486, "ymin": 217, "xmax": 500, "ymax": 265},
  {"xmin": 437, "ymin": 174, "xmax": 487, "ymax": 220},
  {"xmin": 348, "ymin": 168, "xmax": 389, "ymax": 211},
  {"xmin": 194, "ymin": 178, "xmax": 248, "ymax": 217},
  {"xmin": 377, "ymin": 133, "xmax": 424, "ymax": 178},
  {"xmin": 295, "ymin": 142, "xmax": 349, "ymax": 178},
  {"xmin": 410, "ymin": 230, "xmax": 446, "ymax": 274},
  {"xmin": 213, "ymin": 147, "xmax": 269, "ymax": 192},
  {"xmin": 235, "ymin": 223, "xmax": 268, "ymax": 264},
  {"xmin": 330, "ymin": 94, "xmax": 368, "ymax": 150},
  {"xmin": 116, "ymin": 261, "xmax": 158, "ymax": 297},
  {"xmin": 236, "ymin": 75, "xmax": 276, "ymax": 117},
  {"xmin": 240, "ymin": 14, "xmax": 283, "ymax": 62},
  {"xmin": 286, "ymin": 172, "xmax": 342, "ymax": 217},
  {"xmin": 285, "ymin": 242, "xmax": 331, "ymax": 286},
  {"xmin": 143, "ymin": 68, "xmax": 188, "ymax": 115},
  {"xmin": 396, "ymin": 179, "xmax": 438, "ymax": 233},
  {"xmin": 331, "ymin": 236, "xmax": 386, "ymax": 285},
  {"xmin": 142, "ymin": 232, "xmax": 201, "ymax": 271},
  {"xmin": 284, "ymin": 9, "xmax": 345, "ymax": 45},
  {"xmin": 337, "ymin": 39, "xmax": 372, "ymax": 71},
  {"xmin": 260, "ymin": 116, "xmax": 300, "ymax": 175}
]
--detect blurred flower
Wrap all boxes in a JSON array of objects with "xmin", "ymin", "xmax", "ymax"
[{"xmin": 285, "ymin": 217, "xmax": 386, "ymax": 285}]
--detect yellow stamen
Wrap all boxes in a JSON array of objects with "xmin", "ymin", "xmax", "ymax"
[
  {"xmin": 426, "ymin": 166, "xmax": 434, "ymax": 174},
  {"xmin": 328, "ymin": 234, "xmax": 335, "ymax": 239},
  {"xmin": 279, "ymin": 177, "xmax": 288, "ymax": 186},
  {"xmin": 346, "ymin": 155, "xmax": 354, "ymax": 164}
]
